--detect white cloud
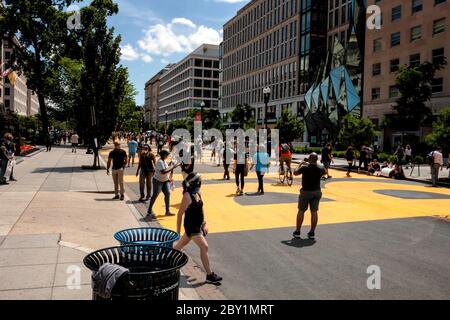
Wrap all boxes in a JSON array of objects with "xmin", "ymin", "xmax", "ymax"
[
  {"xmin": 172, "ymin": 17, "xmax": 196, "ymax": 29},
  {"xmin": 120, "ymin": 44, "xmax": 140, "ymax": 61},
  {"xmin": 137, "ymin": 18, "xmax": 222, "ymax": 57},
  {"xmin": 141, "ymin": 54, "xmax": 154, "ymax": 63}
]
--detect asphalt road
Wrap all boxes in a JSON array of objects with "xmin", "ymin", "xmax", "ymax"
[{"xmin": 119, "ymin": 150, "xmax": 450, "ymax": 300}]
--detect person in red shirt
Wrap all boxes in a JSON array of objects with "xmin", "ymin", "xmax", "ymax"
[{"xmin": 279, "ymin": 139, "xmax": 293, "ymax": 175}]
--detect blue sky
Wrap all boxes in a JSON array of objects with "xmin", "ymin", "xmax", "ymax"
[{"xmin": 102, "ymin": 0, "xmax": 251, "ymax": 105}]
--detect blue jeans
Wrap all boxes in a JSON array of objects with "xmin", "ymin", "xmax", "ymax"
[{"xmin": 147, "ymin": 179, "xmax": 171, "ymax": 215}]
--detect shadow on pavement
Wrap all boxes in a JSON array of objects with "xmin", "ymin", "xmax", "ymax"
[{"xmin": 281, "ymin": 238, "xmax": 316, "ymax": 248}]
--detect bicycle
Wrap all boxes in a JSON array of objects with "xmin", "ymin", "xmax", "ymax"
[{"xmin": 279, "ymin": 162, "xmax": 294, "ymax": 186}]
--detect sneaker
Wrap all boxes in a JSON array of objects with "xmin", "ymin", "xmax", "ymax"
[
  {"xmin": 239, "ymin": 190, "xmax": 244, "ymax": 196},
  {"xmin": 120, "ymin": 195, "xmax": 125, "ymax": 201},
  {"xmin": 139, "ymin": 198, "xmax": 145, "ymax": 202},
  {"xmin": 206, "ymin": 272, "xmax": 223, "ymax": 284},
  {"xmin": 165, "ymin": 212, "xmax": 176, "ymax": 216},
  {"xmin": 146, "ymin": 213, "xmax": 157, "ymax": 220},
  {"xmin": 112, "ymin": 195, "xmax": 120, "ymax": 200},
  {"xmin": 307, "ymin": 232, "xmax": 316, "ymax": 240},
  {"xmin": 236, "ymin": 188, "xmax": 241, "ymax": 195},
  {"xmin": 293, "ymin": 230, "xmax": 301, "ymax": 239},
  {"xmin": 9, "ymin": 178, "xmax": 18, "ymax": 182}
]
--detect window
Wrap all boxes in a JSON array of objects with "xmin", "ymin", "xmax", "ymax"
[
  {"xmin": 432, "ymin": 78, "xmax": 443, "ymax": 93},
  {"xmin": 372, "ymin": 88, "xmax": 380, "ymax": 101},
  {"xmin": 5, "ymin": 51, "xmax": 11, "ymax": 59},
  {"xmin": 373, "ymin": 38, "xmax": 382, "ymax": 52},
  {"xmin": 392, "ymin": 6, "xmax": 402, "ymax": 21},
  {"xmin": 389, "ymin": 86, "xmax": 399, "ymax": 98},
  {"xmin": 412, "ymin": 0, "xmax": 423, "ymax": 14},
  {"xmin": 5, "ymin": 88, "xmax": 10, "ymax": 96},
  {"xmin": 390, "ymin": 59, "xmax": 400, "ymax": 72},
  {"xmin": 433, "ymin": 18, "xmax": 446, "ymax": 35},
  {"xmin": 410, "ymin": 25, "xmax": 421, "ymax": 41},
  {"xmin": 432, "ymin": 48, "xmax": 445, "ymax": 65},
  {"xmin": 410, "ymin": 53, "xmax": 421, "ymax": 66},
  {"xmin": 435, "ymin": 0, "xmax": 447, "ymax": 4},
  {"xmin": 372, "ymin": 63, "xmax": 381, "ymax": 76},
  {"xmin": 391, "ymin": 32, "xmax": 401, "ymax": 47}
]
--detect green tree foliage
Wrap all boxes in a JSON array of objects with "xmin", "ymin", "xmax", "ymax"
[
  {"xmin": 338, "ymin": 115, "xmax": 378, "ymax": 148},
  {"xmin": 74, "ymin": 0, "xmax": 127, "ymax": 146},
  {"xmin": 0, "ymin": 0, "xmax": 79, "ymax": 139},
  {"xmin": 394, "ymin": 60, "xmax": 447, "ymax": 127},
  {"xmin": 231, "ymin": 104, "xmax": 255, "ymax": 130},
  {"xmin": 116, "ymin": 82, "xmax": 142, "ymax": 133},
  {"xmin": 275, "ymin": 109, "xmax": 304, "ymax": 142},
  {"xmin": 426, "ymin": 108, "xmax": 450, "ymax": 151}
]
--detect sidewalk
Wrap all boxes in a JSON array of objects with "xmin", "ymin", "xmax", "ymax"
[
  {"xmin": 292, "ymin": 153, "xmax": 449, "ymax": 185},
  {"xmin": 0, "ymin": 146, "xmax": 198, "ymax": 300}
]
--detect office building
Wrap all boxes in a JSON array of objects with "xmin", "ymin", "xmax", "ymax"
[
  {"xmin": 144, "ymin": 64, "xmax": 174, "ymax": 127},
  {"xmin": 159, "ymin": 44, "xmax": 220, "ymax": 123},
  {"xmin": 363, "ymin": 0, "xmax": 450, "ymax": 150}
]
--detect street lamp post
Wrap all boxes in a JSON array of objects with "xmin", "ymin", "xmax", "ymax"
[
  {"xmin": 263, "ymin": 87, "xmax": 271, "ymax": 129},
  {"xmin": 200, "ymin": 101, "xmax": 205, "ymax": 122}
]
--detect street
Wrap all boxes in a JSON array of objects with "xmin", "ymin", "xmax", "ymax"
[{"xmin": 118, "ymin": 145, "xmax": 450, "ymax": 300}]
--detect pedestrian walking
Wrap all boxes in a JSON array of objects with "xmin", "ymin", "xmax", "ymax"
[
  {"xmin": 147, "ymin": 150, "xmax": 181, "ymax": 220},
  {"xmin": 217, "ymin": 138, "xmax": 224, "ymax": 167},
  {"xmin": 0, "ymin": 139, "xmax": 10, "ymax": 185},
  {"xmin": 345, "ymin": 146, "xmax": 355, "ymax": 177},
  {"xmin": 4, "ymin": 133, "xmax": 17, "ymax": 181},
  {"xmin": 222, "ymin": 143, "xmax": 233, "ymax": 180},
  {"xmin": 321, "ymin": 143, "xmax": 333, "ymax": 180},
  {"xmin": 181, "ymin": 145, "xmax": 195, "ymax": 180},
  {"xmin": 174, "ymin": 173, "xmax": 223, "ymax": 284},
  {"xmin": 405, "ymin": 145, "xmax": 413, "ymax": 169},
  {"xmin": 46, "ymin": 132, "xmax": 52, "ymax": 152},
  {"xmin": 127, "ymin": 137, "xmax": 138, "ymax": 167},
  {"xmin": 293, "ymin": 153, "xmax": 326, "ymax": 240},
  {"xmin": 233, "ymin": 143, "xmax": 249, "ymax": 196},
  {"xmin": 107, "ymin": 141, "xmax": 128, "ymax": 201},
  {"xmin": 395, "ymin": 144, "xmax": 405, "ymax": 165},
  {"xmin": 70, "ymin": 132, "xmax": 79, "ymax": 153},
  {"xmin": 429, "ymin": 148, "xmax": 444, "ymax": 187},
  {"xmin": 210, "ymin": 136, "xmax": 217, "ymax": 163},
  {"xmin": 250, "ymin": 145, "xmax": 270, "ymax": 194},
  {"xmin": 358, "ymin": 145, "xmax": 368, "ymax": 172},
  {"xmin": 136, "ymin": 145, "xmax": 156, "ymax": 202}
]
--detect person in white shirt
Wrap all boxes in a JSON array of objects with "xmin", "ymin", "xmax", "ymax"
[
  {"xmin": 216, "ymin": 139, "xmax": 224, "ymax": 166},
  {"xmin": 405, "ymin": 145, "xmax": 413, "ymax": 169},
  {"xmin": 430, "ymin": 148, "xmax": 444, "ymax": 187},
  {"xmin": 70, "ymin": 132, "xmax": 79, "ymax": 153},
  {"xmin": 146, "ymin": 150, "xmax": 181, "ymax": 220}
]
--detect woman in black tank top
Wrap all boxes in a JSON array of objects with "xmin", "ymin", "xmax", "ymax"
[{"xmin": 173, "ymin": 173, "xmax": 223, "ymax": 285}]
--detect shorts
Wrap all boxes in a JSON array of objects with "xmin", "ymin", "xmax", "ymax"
[
  {"xmin": 129, "ymin": 152, "xmax": 136, "ymax": 158},
  {"xmin": 298, "ymin": 190, "xmax": 322, "ymax": 212},
  {"xmin": 72, "ymin": 143, "xmax": 78, "ymax": 147},
  {"xmin": 323, "ymin": 161, "xmax": 331, "ymax": 169}
]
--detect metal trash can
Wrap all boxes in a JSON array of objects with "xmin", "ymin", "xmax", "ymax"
[
  {"xmin": 83, "ymin": 245, "xmax": 188, "ymax": 300},
  {"xmin": 114, "ymin": 227, "xmax": 179, "ymax": 248}
]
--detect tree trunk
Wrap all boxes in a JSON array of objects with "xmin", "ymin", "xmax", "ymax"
[{"xmin": 37, "ymin": 93, "xmax": 49, "ymax": 139}]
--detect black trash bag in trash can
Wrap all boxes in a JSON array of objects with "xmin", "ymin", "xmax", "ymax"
[{"xmin": 83, "ymin": 245, "xmax": 188, "ymax": 300}]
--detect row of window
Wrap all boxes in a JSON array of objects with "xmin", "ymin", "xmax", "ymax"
[
  {"xmin": 224, "ymin": 0, "xmax": 300, "ymax": 53},
  {"xmin": 372, "ymin": 48, "xmax": 446, "ymax": 77},
  {"xmin": 371, "ymin": 77, "xmax": 444, "ymax": 101},
  {"xmin": 328, "ymin": 0, "xmax": 352, "ymax": 30},
  {"xmin": 223, "ymin": 39, "xmax": 298, "ymax": 81},
  {"xmin": 373, "ymin": 18, "xmax": 446, "ymax": 51}
]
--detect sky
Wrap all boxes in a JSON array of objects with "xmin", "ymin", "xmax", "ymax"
[{"xmin": 103, "ymin": 0, "xmax": 251, "ymax": 105}]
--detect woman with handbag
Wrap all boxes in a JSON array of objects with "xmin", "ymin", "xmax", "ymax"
[{"xmin": 174, "ymin": 173, "xmax": 223, "ymax": 285}]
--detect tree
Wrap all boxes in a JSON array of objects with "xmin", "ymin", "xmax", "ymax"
[
  {"xmin": 231, "ymin": 104, "xmax": 255, "ymax": 130},
  {"xmin": 80, "ymin": 1, "xmax": 127, "ymax": 143},
  {"xmin": 275, "ymin": 109, "xmax": 304, "ymax": 142},
  {"xmin": 0, "ymin": 0, "xmax": 79, "ymax": 139},
  {"xmin": 116, "ymin": 82, "xmax": 142, "ymax": 133},
  {"xmin": 393, "ymin": 60, "xmax": 447, "ymax": 128},
  {"xmin": 426, "ymin": 108, "xmax": 450, "ymax": 152},
  {"xmin": 338, "ymin": 115, "xmax": 378, "ymax": 148}
]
